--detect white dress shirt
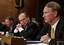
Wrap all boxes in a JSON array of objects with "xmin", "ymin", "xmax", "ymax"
[
  {"xmin": 14, "ymin": 27, "xmax": 24, "ymax": 33},
  {"xmin": 51, "ymin": 18, "xmax": 60, "ymax": 32}
]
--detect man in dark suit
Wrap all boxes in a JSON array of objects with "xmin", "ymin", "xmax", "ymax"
[
  {"xmin": 38, "ymin": 1, "xmax": 64, "ymax": 45},
  {"xmin": 14, "ymin": 12, "xmax": 40, "ymax": 40},
  {"xmin": 3, "ymin": 16, "xmax": 16, "ymax": 33},
  {"xmin": 0, "ymin": 23, "xmax": 7, "ymax": 35}
]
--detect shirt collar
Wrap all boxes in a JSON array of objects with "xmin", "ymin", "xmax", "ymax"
[{"xmin": 51, "ymin": 18, "xmax": 60, "ymax": 31}]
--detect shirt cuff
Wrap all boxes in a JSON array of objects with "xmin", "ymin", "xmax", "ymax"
[{"xmin": 48, "ymin": 38, "xmax": 51, "ymax": 43}]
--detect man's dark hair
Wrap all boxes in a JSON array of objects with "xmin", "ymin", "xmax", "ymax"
[
  {"xmin": 45, "ymin": 1, "xmax": 62, "ymax": 17},
  {"xmin": 5, "ymin": 16, "xmax": 14, "ymax": 21}
]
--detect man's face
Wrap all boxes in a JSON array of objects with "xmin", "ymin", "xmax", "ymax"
[
  {"xmin": 5, "ymin": 19, "xmax": 12, "ymax": 27},
  {"xmin": 19, "ymin": 17, "xmax": 29, "ymax": 27},
  {"xmin": 42, "ymin": 7, "xmax": 57, "ymax": 23}
]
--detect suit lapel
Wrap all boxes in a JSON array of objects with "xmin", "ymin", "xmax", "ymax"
[{"xmin": 55, "ymin": 19, "xmax": 64, "ymax": 40}]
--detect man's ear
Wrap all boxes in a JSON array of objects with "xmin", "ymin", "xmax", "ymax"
[{"xmin": 54, "ymin": 11, "xmax": 57, "ymax": 17}]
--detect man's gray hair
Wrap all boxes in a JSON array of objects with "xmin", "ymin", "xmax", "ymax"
[{"xmin": 45, "ymin": 1, "xmax": 62, "ymax": 16}]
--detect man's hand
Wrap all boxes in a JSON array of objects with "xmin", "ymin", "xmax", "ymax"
[
  {"xmin": 14, "ymin": 23, "xmax": 24, "ymax": 33},
  {"xmin": 14, "ymin": 24, "xmax": 21, "ymax": 33},
  {"xmin": 40, "ymin": 34, "xmax": 50, "ymax": 44},
  {"xmin": 16, "ymin": 24, "xmax": 22, "ymax": 28}
]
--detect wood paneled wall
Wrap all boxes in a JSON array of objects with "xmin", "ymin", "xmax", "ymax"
[
  {"xmin": 0, "ymin": 0, "xmax": 16, "ymax": 22},
  {"xmin": 0, "ymin": 0, "xmax": 37, "ymax": 22},
  {"xmin": 24, "ymin": 0, "xmax": 37, "ymax": 18}
]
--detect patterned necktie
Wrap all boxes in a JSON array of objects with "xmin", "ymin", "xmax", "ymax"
[{"xmin": 51, "ymin": 27, "xmax": 55, "ymax": 39}]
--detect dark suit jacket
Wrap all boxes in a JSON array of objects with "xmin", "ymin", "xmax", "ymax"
[
  {"xmin": 14, "ymin": 21, "xmax": 40, "ymax": 40},
  {"xmin": 49, "ymin": 19, "xmax": 64, "ymax": 40},
  {"xmin": 49, "ymin": 18, "xmax": 64, "ymax": 45},
  {"xmin": 36, "ymin": 18, "xmax": 64, "ymax": 45},
  {"xmin": 0, "ymin": 23, "xmax": 7, "ymax": 33},
  {"xmin": 4, "ymin": 23, "xmax": 16, "ymax": 33},
  {"xmin": 36, "ymin": 23, "xmax": 49, "ymax": 40}
]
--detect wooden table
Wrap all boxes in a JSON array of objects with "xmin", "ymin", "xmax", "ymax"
[{"xmin": 0, "ymin": 35, "xmax": 26, "ymax": 45}]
